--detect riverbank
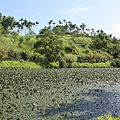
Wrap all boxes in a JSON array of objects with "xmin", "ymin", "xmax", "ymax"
[
  {"xmin": 0, "ymin": 61, "xmax": 111, "ymax": 69},
  {"xmin": 0, "ymin": 60, "xmax": 40, "ymax": 69}
]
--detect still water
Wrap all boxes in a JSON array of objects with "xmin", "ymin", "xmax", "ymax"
[{"xmin": 0, "ymin": 68, "xmax": 120, "ymax": 120}]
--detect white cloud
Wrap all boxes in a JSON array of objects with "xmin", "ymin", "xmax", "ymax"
[
  {"xmin": 57, "ymin": 6, "xmax": 88, "ymax": 21},
  {"xmin": 58, "ymin": 7, "xmax": 88, "ymax": 15},
  {"xmin": 112, "ymin": 22, "xmax": 120, "ymax": 38}
]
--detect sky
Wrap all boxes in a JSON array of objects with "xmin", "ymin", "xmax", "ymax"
[{"xmin": 0, "ymin": 0, "xmax": 120, "ymax": 38}]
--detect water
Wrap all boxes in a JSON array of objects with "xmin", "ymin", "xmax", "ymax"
[{"xmin": 0, "ymin": 68, "xmax": 120, "ymax": 120}]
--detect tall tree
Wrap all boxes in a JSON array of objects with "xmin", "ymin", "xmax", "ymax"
[
  {"xmin": 19, "ymin": 18, "xmax": 24, "ymax": 35},
  {"xmin": 34, "ymin": 28, "xmax": 63, "ymax": 63},
  {"xmin": 23, "ymin": 19, "xmax": 28, "ymax": 35},
  {"xmin": 1, "ymin": 16, "xmax": 15, "ymax": 32},
  {"xmin": 35, "ymin": 22, "xmax": 39, "ymax": 34},
  {"xmin": 80, "ymin": 23, "xmax": 86, "ymax": 35}
]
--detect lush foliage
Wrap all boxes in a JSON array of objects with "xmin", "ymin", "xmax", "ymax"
[
  {"xmin": 71, "ymin": 61, "xmax": 111, "ymax": 68},
  {"xmin": 34, "ymin": 28, "xmax": 63, "ymax": 63},
  {"xmin": 0, "ymin": 12, "xmax": 38, "ymax": 35},
  {"xmin": 0, "ymin": 13, "xmax": 120, "ymax": 67},
  {"xmin": 111, "ymin": 59, "xmax": 120, "ymax": 67},
  {"xmin": 0, "ymin": 61, "xmax": 40, "ymax": 69}
]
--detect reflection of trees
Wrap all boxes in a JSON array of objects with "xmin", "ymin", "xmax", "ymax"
[{"xmin": 37, "ymin": 89, "xmax": 120, "ymax": 119}]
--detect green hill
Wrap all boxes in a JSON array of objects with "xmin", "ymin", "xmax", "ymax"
[{"xmin": 0, "ymin": 13, "xmax": 120, "ymax": 68}]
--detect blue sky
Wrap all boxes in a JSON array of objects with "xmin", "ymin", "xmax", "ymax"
[{"xmin": 0, "ymin": 0, "xmax": 120, "ymax": 37}]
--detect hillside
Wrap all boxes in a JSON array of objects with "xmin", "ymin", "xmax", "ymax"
[
  {"xmin": 0, "ymin": 13, "xmax": 120, "ymax": 68},
  {"xmin": 0, "ymin": 33, "xmax": 118, "ymax": 68}
]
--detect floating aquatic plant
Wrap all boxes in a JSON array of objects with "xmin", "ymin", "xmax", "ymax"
[{"xmin": 0, "ymin": 68, "xmax": 120, "ymax": 119}]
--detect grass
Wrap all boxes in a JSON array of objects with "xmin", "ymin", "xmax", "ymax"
[
  {"xmin": 46, "ymin": 61, "xmax": 111, "ymax": 68},
  {"xmin": 0, "ymin": 61, "xmax": 111, "ymax": 69},
  {"xmin": 71, "ymin": 62, "xmax": 111, "ymax": 68},
  {"xmin": 98, "ymin": 113, "xmax": 120, "ymax": 120},
  {"xmin": 0, "ymin": 60, "xmax": 41, "ymax": 69}
]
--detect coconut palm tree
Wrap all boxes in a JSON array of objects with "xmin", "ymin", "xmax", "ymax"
[
  {"xmin": 19, "ymin": 18, "xmax": 24, "ymax": 35},
  {"xmin": 59, "ymin": 20, "xmax": 62, "ymax": 25},
  {"xmin": 80, "ymin": 23, "xmax": 86, "ymax": 35},
  {"xmin": 23, "ymin": 19, "xmax": 28, "ymax": 35},
  {"xmin": 48, "ymin": 20, "xmax": 53, "ymax": 29},
  {"xmin": 91, "ymin": 28, "xmax": 95, "ymax": 36},
  {"xmin": 35, "ymin": 22, "xmax": 39, "ymax": 34},
  {"xmin": 48, "ymin": 20, "xmax": 53, "ymax": 25},
  {"xmin": 32, "ymin": 22, "xmax": 35, "ymax": 33}
]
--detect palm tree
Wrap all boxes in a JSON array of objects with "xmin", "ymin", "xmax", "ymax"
[
  {"xmin": 26, "ymin": 21, "xmax": 32, "ymax": 33},
  {"xmin": 35, "ymin": 22, "xmax": 39, "ymax": 34},
  {"xmin": 3, "ymin": 15, "xmax": 6, "ymax": 19},
  {"xmin": 32, "ymin": 22, "xmax": 35, "ymax": 33},
  {"xmin": 96, "ymin": 30, "xmax": 100, "ymax": 35},
  {"xmin": 59, "ymin": 20, "xmax": 62, "ymax": 25},
  {"xmin": 86, "ymin": 28, "xmax": 90, "ymax": 36},
  {"xmin": 52, "ymin": 22, "xmax": 56, "ymax": 28},
  {"xmin": 69, "ymin": 23, "xmax": 77, "ymax": 33},
  {"xmin": 98, "ymin": 29, "xmax": 105, "ymax": 40},
  {"xmin": 109, "ymin": 34, "xmax": 112, "ymax": 38},
  {"xmin": 48, "ymin": 20, "xmax": 53, "ymax": 25},
  {"xmin": 6, "ymin": 16, "xmax": 15, "ymax": 31},
  {"xmin": 13, "ymin": 21, "xmax": 19, "ymax": 34},
  {"xmin": 80, "ymin": 23, "xmax": 86, "ymax": 35},
  {"xmin": 48, "ymin": 20, "xmax": 53, "ymax": 28},
  {"xmin": 91, "ymin": 28, "xmax": 95, "ymax": 36},
  {"xmin": 63, "ymin": 19, "xmax": 66, "ymax": 23},
  {"xmin": 1, "ymin": 16, "xmax": 15, "ymax": 33},
  {"xmin": 19, "ymin": 18, "xmax": 24, "ymax": 35},
  {"xmin": 23, "ymin": 19, "xmax": 28, "ymax": 35}
]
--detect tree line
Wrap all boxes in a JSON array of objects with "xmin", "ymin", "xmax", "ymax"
[
  {"xmin": 0, "ymin": 13, "xmax": 120, "ymax": 67},
  {"xmin": 35, "ymin": 19, "xmax": 120, "ymax": 61},
  {"xmin": 0, "ymin": 12, "xmax": 39, "ymax": 35}
]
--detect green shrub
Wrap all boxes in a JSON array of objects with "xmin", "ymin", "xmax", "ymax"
[
  {"xmin": 111, "ymin": 59, "xmax": 120, "ymax": 67},
  {"xmin": 6, "ymin": 50, "xmax": 21, "ymax": 60},
  {"xmin": 71, "ymin": 62, "xmax": 111, "ymax": 68},
  {"xmin": 50, "ymin": 62, "xmax": 59, "ymax": 68},
  {"xmin": 111, "ymin": 62, "xmax": 116, "ymax": 67},
  {"xmin": 64, "ymin": 54, "xmax": 77, "ymax": 68},
  {"xmin": 0, "ymin": 61, "xmax": 41, "ymax": 68},
  {"xmin": 59, "ymin": 60, "xmax": 66, "ymax": 68},
  {"xmin": 64, "ymin": 54, "xmax": 77, "ymax": 63}
]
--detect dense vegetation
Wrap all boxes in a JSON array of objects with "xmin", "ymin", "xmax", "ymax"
[
  {"xmin": 0, "ymin": 13, "xmax": 120, "ymax": 119},
  {"xmin": 1, "ymin": 68, "xmax": 120, "ymax": 119},
  {"xmin": 0, "ymin": 13, "xmax": 120, "ymax": 68}
]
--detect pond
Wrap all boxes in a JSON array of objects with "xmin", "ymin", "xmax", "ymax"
[{"xmin": 0, "ymin": 68, "xmax": 120, "ymax": 120}]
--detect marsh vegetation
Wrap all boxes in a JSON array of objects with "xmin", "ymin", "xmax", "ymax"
[{"xmin": 0, "ymin": 68, "xmax": 120, "ymax": 120}]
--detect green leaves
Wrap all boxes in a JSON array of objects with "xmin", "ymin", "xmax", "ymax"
[{"xmin": 34, "ymin": 28, "xmax": 63, "ymax": 62}]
